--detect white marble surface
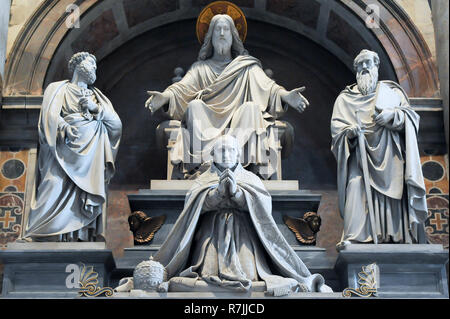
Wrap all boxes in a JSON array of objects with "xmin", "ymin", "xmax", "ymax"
[
  {"xmin": 150, "ymin": 179, "xmax": 299, "ymax": 191},
  {"xmin": 6, "ymin": 242, "xmax": 106, "ymax": 250}
]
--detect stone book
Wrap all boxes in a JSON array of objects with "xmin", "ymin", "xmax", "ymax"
[{"xmin": 375, "ymin": 83, "xmax": 402, "ymax": 113}]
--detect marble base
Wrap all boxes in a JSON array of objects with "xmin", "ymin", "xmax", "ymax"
[
  {"xmin": 168, "ymin": 278, "xmax": 267, "ymax": 293},
  {"xmin": 6, "ymin": 242, "xmax": 107, "ymax": 250},
  {"xmin": 113, "ymin": 291, "xmax": 343, "ymax": 299},
  {"xmin": 2, "ymin": 242, "xmax": 447, "ymax": 298},
  {"xmin": 150, "ymin": 179, "xmax": 299, "ymax": 191},
  {"xmin": 127, "ymin": 189, "xmax": 322, "ymax": 249},
  {"xmin": 111, "ymin": 245, "xmax": 340, "ymax": 291},
  {"xmin": 115, "ymin": 245, "xmax": 333, "ymax": 270},
  {"xmin": 119, "ymin": 189, "xmax": 342, "ymax": 291},
  {"xmin": 335, "ymin": 244, "xmax": 449, "ymax": 298},
  {"xmin": 0, "ymin": 242, "xmax": 116, "ymax": 298}
]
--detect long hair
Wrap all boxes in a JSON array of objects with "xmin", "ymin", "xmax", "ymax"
[{"xmin": 198, "ymin": 14, "xmax": 248, "ymax": 61}]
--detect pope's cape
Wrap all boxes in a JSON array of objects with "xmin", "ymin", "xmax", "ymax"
[
  {"xmin": 153, "ymin": 163, "xmax": 329, "ymax": 295},
  {"xmin": 25, "ymin": 80, "xmax": 122, "ymax": 239},
  {"xmin": 331, "ymin": 80, "xmax": 427, "ymax": 243}
]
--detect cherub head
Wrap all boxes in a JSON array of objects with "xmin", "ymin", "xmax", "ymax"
[
  {"xmin": 128, "ymin": 211, "xmax": 147, "ymax": 233},
  {"xmin": 303, "ymin": 212, "xmax": 322, "ymax": 233}
]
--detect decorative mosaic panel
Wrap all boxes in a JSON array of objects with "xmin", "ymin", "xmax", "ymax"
[
  {"xmin": 421, "ymin": 155, "xmax": 449, "ymax": 248},
  {"xmin": 0, "ymin": 148, "xmax": 29, "ymax": 249},
  {"xmin": 0, "ymin": 192, "xmax": 24, "ymax": 248}
]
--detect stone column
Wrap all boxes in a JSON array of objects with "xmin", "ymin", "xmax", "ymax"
[
  {"xmin": 0, "ymin": 0, "xmax": 11, "ymax": 98},
  {"xmin": 431, "ymin": 0, "xmax": 449, "ymax": 152}
]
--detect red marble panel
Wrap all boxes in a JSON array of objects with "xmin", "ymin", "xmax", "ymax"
[
  {"xmin": 316, "ymin": 191, "xmax": 342, "ymax": 258},
  {"xmin": 0, "ymin": 148, "xmax": 29, "ymax": 193},
  {"xmin": 105, "ymin": 187, "xmax": 137, "ymax": 257}
]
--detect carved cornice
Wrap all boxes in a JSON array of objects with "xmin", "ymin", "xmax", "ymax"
[
  {"xmin": 0, "ymin": 96, "xmax": 445, "ymax": 154},
  {"xmin": 3, "ymin": 0, "xmax": 440, "ymax": 99},
  {"xmin": 1, "ymin": 95, "xmax": 43, "ymax": 109},
  {"xmin": 341, "ymin": 0, "xmax": 439, "ymax": 97},
  {"xmin": 5, "ymin": 0, "xmax": 57, "ymax": 95},
  {"xmin": 381, "ymin": 0, "xmax": 439, "ymax": 93},
  {"xmin": 4, "ymin": 0, "xmax": 97, "ymax": 95}
]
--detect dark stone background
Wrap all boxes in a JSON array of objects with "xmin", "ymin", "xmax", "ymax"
[{"xmin": 94, "ymin": 18, "xmax": 394, "ymax": 189}]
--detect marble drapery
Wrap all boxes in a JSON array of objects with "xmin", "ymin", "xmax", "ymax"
[
  {"xmin": 153, "ymin": 163, "xmax": 330, "ymax": 295},
  {"xmin": 331, "ymin": 81, "xmax": 427, "ymax": 244},
  {"xmin": 24, "ymin": 80, "xmax": 122, "ymax": 241},
  {"xmin": 164, "ymin": 55, "xmax": 287, "ymax": 179}
]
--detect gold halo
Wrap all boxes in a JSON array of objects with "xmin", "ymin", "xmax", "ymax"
[{"xmin": 196, "ymin": 1, "xmax": 247, "ymax": 44}]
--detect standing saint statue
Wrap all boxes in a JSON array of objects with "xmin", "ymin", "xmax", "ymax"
[
  {"xmin": 23, "ymin": 52, "xmax": 122, "ymax": 242},
  {"xmin": 149, "ymin": 135, "xmax": 332, "ymax": 295},
  {"xmin": 331, "ymin": 49, "xmax": 428, "ymax": 248},
  {"xmin": 145, "ymin": 13, "xmax": 309, "ymax": 179}
]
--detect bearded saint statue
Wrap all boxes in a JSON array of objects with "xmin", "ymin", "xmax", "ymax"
[
  {"xmin": 145, "ymin": 14, "xmax": 309, "ymax": 180},
  {"xmin": 331, "ymin": 49, "xmax": 428, "ymax": 248},
  {"xmin": 23, "ymin": 52, "xmax": 122, "ymax": 242}
]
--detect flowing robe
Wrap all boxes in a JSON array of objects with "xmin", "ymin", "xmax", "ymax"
[
  {"xmin": 153, "ymin": 163, "xmax": 330, "ymax": 295},
  {"xmin": 331, "ymin": 81, "xmax": 427, "ymax": 244},
  {"xmin": 163, "ymin": 55, "xmax": 287, "ymax": 179},
  {"xmin": 25, "ymin": 81, "xmax": 122, "ymax": 241}
]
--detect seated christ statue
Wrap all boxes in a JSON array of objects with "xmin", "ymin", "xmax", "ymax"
[{"xmin": 145, "ymin": 14, "xmax": 309, "ymax": 179}]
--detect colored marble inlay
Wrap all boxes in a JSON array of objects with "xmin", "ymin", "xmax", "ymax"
[
  {"xmin": 425, "ymin": 195, "xmax": 449, "ymax": 248},
  {"xmin": 420, "ymin": 155, "xmax": 449, "ymax": 248},
  {"xmin": 421, "ymin": 155, "xmax": 449, "ymax": 194},
  {"xmin": 0, "ymin": 192, "xmax": 24, "ymax": 249},
  {"xmin": 0, "ymin": 148, "xmax": 29, "ymax": 249},
  {"xmin": 105, "ymin": 187, "xmax": 136, "ymax": 257},
  {"xmin": 0, "ymin": 148, "xmax": 29, "ymax": 193}
]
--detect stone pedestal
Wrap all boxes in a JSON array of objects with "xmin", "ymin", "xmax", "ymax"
[
  {"xmin": 335, "ymin": 244, "xmax": 449, "ymax": 298},
  {"xmin": 113, "ymin": 290, "xmax": 343, "ymax": 299},
  {"xmin": 150, "ymin": 179, "xmax": 299, "ymax": 191},
  {"xmin": 0, "ymin": 242, "xmax": 116, "ymax": 298},
  {"xmin": 121, "ymin": 188, "xmax": 342, "ymax": 291},
  {"xmin": 127, "ymin": 189, "xmax": 322, "ymax": 248},
  {"xmin": 112, "ymin": 245, "xmax": 339, "ymax": 291}
]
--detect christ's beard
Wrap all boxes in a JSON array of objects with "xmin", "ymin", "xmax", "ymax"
[
  {"xmin": 78, "ymin": 65, "xmax": 96, "ymax": 85},
  {"xmin": 356, "ymin": 68, "xmax": 378, "ymax": 96},
  {"xmin": 213, "ymin": 39, "xmax": 232, "ymax": 56}
]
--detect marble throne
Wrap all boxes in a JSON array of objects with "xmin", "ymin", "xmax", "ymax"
[{"xmin": 155, "ymin": 67, "xmax": 295, "ymax": 181}]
